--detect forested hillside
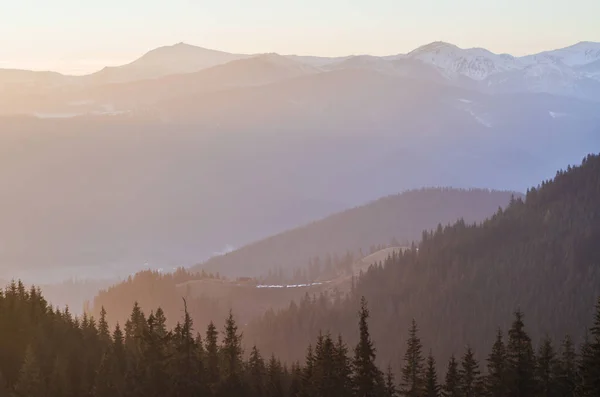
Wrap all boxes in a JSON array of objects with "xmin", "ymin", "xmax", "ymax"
[
  {"xmin": 198, "ymin": 188, "xmax": 518, "ymax": 277},
  {"xmin": 245, "ymin": 154, "xmax": 600, "ymax": 372},
  {"xmin": 1, "ymin": 281, "xmax": 600, "ymax": 397},
  {"xmin": 86, "ymin": 188, "xmax": 515, "ymax": 331}
]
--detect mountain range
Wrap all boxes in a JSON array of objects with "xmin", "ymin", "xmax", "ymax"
[
  {"xmin": 0, "ymin": 41, "xmax": 598, "ymax": 284},
  {"xmin": 3, "ymin": 40, "xmax": 600, "ymax": 102}
]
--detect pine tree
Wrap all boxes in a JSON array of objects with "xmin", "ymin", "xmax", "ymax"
[
  {"xmin": 221, "ymin": 311, "xmax": 243, "ymax": 379},
  {"xmin": 48, "ymin": 354, "xmax": 72, "ymax": 397},
  {"xmin": 170, "ymin": 301, "xmax": 200, "ymax": 397},
  {"xmin": 153, "ymin": 307, "xmax": 168, "ymax": 339},
  {"xmin": 13, "ymin": 345, "xmax": 45, "ymax": 397},
  {"xmin": 578, "ymin": 298, "xmax": 600, "ymax": 397},
  {"xmin": 556, "ymin": 335, "xmax": 577, "ymax": 397},
  {"xmin": 111, "ymin": 323, "xmax": 127, "ymax": 396},
  {"xmin": 125, "ymin": 302, "xmax": 146, "ymax": 346},
  {"xmin": 266, "ymin": 354, "xmax": 285, "ymax": 397},
  {"xmin": 485, "ymin": 329, "xmax": 507, "ymax": 397},
  {"xmin": 248, "ymin": 346, "xmax": 266, "ymax": 397},
  {"xmin": 506, "ymin": 310, "xmax": 536, "ymax": 397},
  {"xmin": 459, "ymin": 346, "xmax": 482, "ymax": 397},
  {"xmin": 205, "ymin": 321, "xmax": 220, "ymax": 393},
  {"xmin": 93, "ymin": 350, "xmax": 119, "ymax": 397},
  {"xmin": 140, "ymin": 313, "xmax": 170, "ymax": 397},
  {"xmin": 334, "ymin": 335, "xmax": 354, "ymax": 397},
  {"xmin": 301, "ymin": 344, "xmax": 315, "ymax": 397},
  {"xmin": 535, "ymin": 336, "xmax": 559, "ymax": 397},
  {"xmin": 400, "ymin": 319, "xmax": 425, "ymax": 397},
  {"xmin": 442, "ymin": 355, "xmax": 460, "ymax": 397},
  {"xmin": 385, "ymin": 364, "xmax": 398, "ymax": 397},
  {"xmin": 425, "ymin": 352, "xmax": 440, "ymax": 397},
  {"xmin": 218, "ymin": 312, "xmax": 244, "ymax": 397},
  {"xmin": 98, "ymin": 306, "xmax": 111, "ymax": 346},
  {"xmin": 289, "ymin": 363, "xmax": 303, "ymax": 397},
  {"xmin": 353, "ymin": 297, "xmax": 383, "ymax": 397}
]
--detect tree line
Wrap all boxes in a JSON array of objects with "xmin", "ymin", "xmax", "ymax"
[{"xmin": 2, "ymin": 279, "xmax": 600, "ymax": 397}]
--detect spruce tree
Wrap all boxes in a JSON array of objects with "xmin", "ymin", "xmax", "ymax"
[
  {"xmin": 93, "ymin": 350, "xmax": 119, "ymax": 397},
  {"xmin": 556, "ymin": 335, "xmax": 577, "ymax": 397},
  {"xmin": 424, "ymin": 352, "xmax": 440, "ymax": 397},
  {"xmin": 301, "ymin": 344, "xmax": 315, "ymax": 397},
  {"xmin": 205, "ymin": 321, "xmax": 220, "ymax": 393},
  {"xmin": 218, "ymin": 312, "xmax": 244, "ymax": 397},
  {"xmin": 313, "ymin": 332, "xmax": 327, "ymax": 397},
  {"xmin": 385, "ymin": 364, "xmax": 398, "ymax": 397},
  {"xmin": 578, "ymin": 298, "xmax": 600, "ymax": 397},
  {"xmin": 535, "ymin": 336, "xmax": 559, "ymax": 397},
  {"xmin": 98, "ymin": 306, "xmax": 111, "ymax": 346},
  {"xmin": 140, "ymin": 313, "xmax": 170, "ymax": 397},
  {"xmin": 289, "ymin": 363, "xmax": 303, "ymax": 397},
  {"xmin": 248, "ymin": 346, "xmax": 266, "ymax": 397},
  {"xmin": 171, "ymin": 302, "xmax": 200, "ymax": 397},
  {"xmin": 221, "ymin": 312, "xmax": 243, "ymax": 379},
  {"xmin": 334, "ymin": 335, "xmax": 354, "ymax": 397},
  {"xmin": 153, "ymin": 307, "xmax": 168, "ymax": 339},
  {"xmin": 400, "ymin": 319, "xmax": 425, "ymax": 397},
  {"xmin": 111, "ymin": 323, "xmax": 126, "ymax": 396},
  {"xmin": 266, "ymin": 354, "xmax": 285, "ymax": 397},
  {"xmin": 459, "ymin": 346, "xmax": 482, "ymax": 397},
  {"xmin": 442, "ymin": 355, "xmax": 460, "ymax": 397},
  {"xmin": 506, "ymin": 310, "xmax": 536, "ymax": 397},
  {"xmin": 485, "ymin": 329, "xmax": 507, "ymax": 397},
  {"xmin": 13, "ymin": 345, "xmax": 45, "ymax": 397},
  {"xmin": 353, "ymin": 297, "xmax": 383, "ymax": 397},
  {"xmin": 48, "ymin": 354, "xmax": 72, "ymax": 397}
]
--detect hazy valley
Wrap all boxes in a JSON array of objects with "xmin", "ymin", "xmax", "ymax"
[
  {"xmin": 2, "ymin": 30, "xmax": 600, "ymax": 397},
  {"xmin": 1, "ymin": 41, "xmax": 599, "ymax": 287}
]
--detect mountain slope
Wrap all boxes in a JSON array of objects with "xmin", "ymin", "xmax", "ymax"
[
  {"xmin": 245, "ymin": 154, "xmax": 600, "ymax": 369},
  {"xmin": 4, "ymin": 40, "xmax": 600, "ymax": 118},
  {"xmin": 1, "ymin": 69, "xmax": 598, "ymax": 283},
  {"xmin": 84, "ymin": 42, "xmax": 251, "ymax": 84},
  {"xmin": 401, "ymin": 41, "xmax": 600, "ymax": 100},
  {"xmin": 0, "ymin": 69, "xmax": 70, "ymax": 87},
  {"xmin": 74, "ymin": 53, "xmax": 320, "ymax": 109},
  {"xmin": 522, "ymin": 41, "xmax": 600, "ymax": 67},
  {"xmin": 86, "ymin": 188, "xmax": 516, "ymax": 336},
  {"xmin": 405, "ymin": 41, "xmax": 522, "ymax": 81},
  {"xmin": 197, "ymin": 188, "xmax": 518, "ymax": 277}
]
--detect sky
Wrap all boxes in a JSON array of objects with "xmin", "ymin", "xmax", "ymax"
[{"xmin": 1, "ymin": 0, "xmax": 599, "ymax": 74}]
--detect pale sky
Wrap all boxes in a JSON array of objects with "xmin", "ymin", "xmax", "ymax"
[{"xmin": 1, "ymin": 0, "xmax": 599, "ymax": 74}]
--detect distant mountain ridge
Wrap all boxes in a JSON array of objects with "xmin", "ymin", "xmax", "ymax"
[
  {"xmin": 3, "ymin": 40, "xmax": 600, "ymax": 99},
  {"xmin": 85, "ymin": 43, "xmax": 252, "ymax": 84}
]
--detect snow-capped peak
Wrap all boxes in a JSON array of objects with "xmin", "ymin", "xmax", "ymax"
[
  {"xmin": 521, "ymin": 41, "xmax": 600, "ymax": 67},
  {"xmin": 406, "ymin": 41, "xmax": 522, "ymax": 81}
]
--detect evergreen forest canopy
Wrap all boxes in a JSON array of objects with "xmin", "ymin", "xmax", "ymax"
[
  {"xmin": 1, "ymin": 282, "xmax": 600, "ymax": 397},
  {"xmin": 87, "ymin": 188, "xmax": 517, "ymax": 334},
  {"xmin": 243, "ymin": 154, "xmax": 600, "ymax": 368},
  {"xmin": 1, "ymin": 153, "xmax": 600, "ymax": 397}
]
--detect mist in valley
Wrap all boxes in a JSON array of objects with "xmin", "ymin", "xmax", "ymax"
[{"xmin": 2, "ymin": 2, "xmax": 600, "ymax": 396}]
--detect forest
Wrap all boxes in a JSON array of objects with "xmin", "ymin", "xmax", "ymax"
[
  {"xmin": 1, "ymin": 281, "xmax": 600, "ymax": 397},
  {"xmin": 3, "ymin": 154, "xmax": 600, "ymax": 397},
  {"xmin": 245, "ymin": 154, "xmax": 600, "ymax": 370},
  {"xmin": 87, "ymin": 188, "xmax": 518, "ymax": 340}
]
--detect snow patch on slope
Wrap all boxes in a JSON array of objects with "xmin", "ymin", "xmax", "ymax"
[{"xmin": 407, "ymin": 42, "xmax": 522, "ymax": 81}]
